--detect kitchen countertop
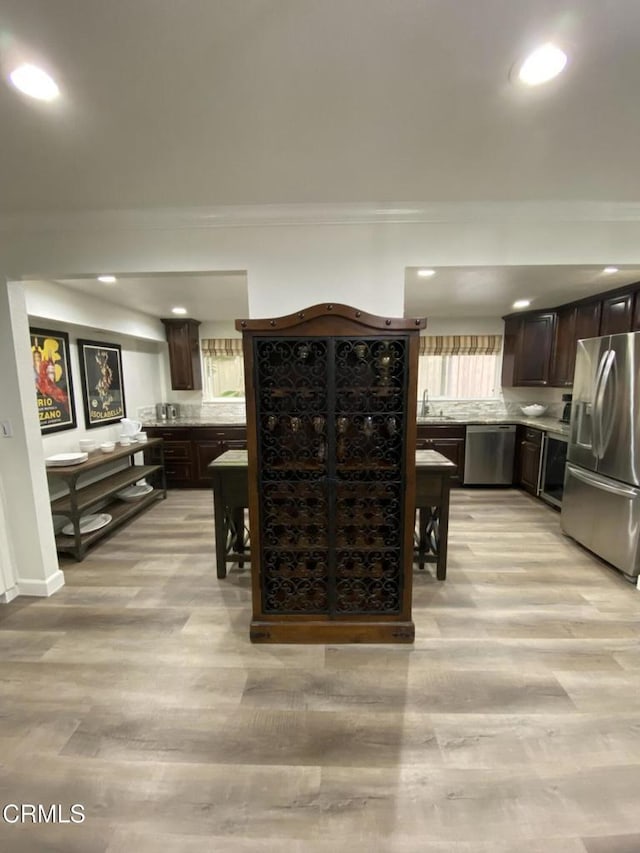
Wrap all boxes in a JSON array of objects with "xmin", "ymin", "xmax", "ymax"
[
  {"xmin": 143, "ymin": 414, "xmax": 569, "ymax": 435},
  {"xmin": 209, "ymin": 448, "xmax": 456, "ymax": 471},
  {"xmin": 142, "ymin": 418, "xmax": 247, "ymax": 428},
  {"xmin": 417, "ymin": 415, "xmax": 570, "ymax": 434}
]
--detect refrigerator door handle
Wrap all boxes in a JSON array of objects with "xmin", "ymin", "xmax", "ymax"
[
  {"xmin": 566, "ymin": 463, "xmax": 640, "ymax": 498},
  {"xmin": 591, "ymin": 348, "xmax": 610, "ymax": 459},
  {"xmin": 596, "ymin": 349, "xmax": 617, "ymax": 459}
]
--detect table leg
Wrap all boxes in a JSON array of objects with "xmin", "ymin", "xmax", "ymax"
[
  {"xmin": 231, "ymin": 507, "xmax": 245, "ymax": 568},
  {"xmin": 417, "ymin": 507, "xmax": 428, "ymax": 570},
  {"xmin": 436, "ymin": 481, "xmax": 450, "ymax": 581},
  {"xmin": 212, "ymin": 475, "xmax": 228, "ymax": 579}
]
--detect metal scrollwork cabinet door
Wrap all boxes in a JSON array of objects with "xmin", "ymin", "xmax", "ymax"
[{"xmin": 236, "ymin": 304, "xmax": 425, "ymax": 643}]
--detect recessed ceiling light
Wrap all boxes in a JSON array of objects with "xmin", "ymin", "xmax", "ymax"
[
  {"xmin": 171, "ymin": 306, "xmax": 188, "ymax": 315},
  {"xmin": 9, "ymin": 63, "xmax": 60, "ymax": 101},
  {"xmin": 517, "ymin": 43, "xmax": 567, "ymax": 86},
  {"xmin": 417, "ymin": 269, "xmax": 436, "ymax": 278},
  {"xmin": 512, "ymin": 300, "xmax": 531, "ymax": 309},
  {"xmin": 603, "ymin": 266, "xmax": 619, "ymax": 274},
  {"xmin": 97, "ymin": 275, "xmax": 116, "ymax": 284}
]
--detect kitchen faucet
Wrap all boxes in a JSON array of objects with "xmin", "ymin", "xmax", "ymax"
[{"xmin": 421, "ymin": 389, "xmax": 430, "ymax": 416}]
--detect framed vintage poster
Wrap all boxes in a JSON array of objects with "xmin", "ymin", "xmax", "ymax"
[
  {"xmin": 30, "ymin": 328, "xmax": 77, "ymax": 434},
  {"xmin": 77, "ymin": 339, "xmax": 126, "ymax": 429}
]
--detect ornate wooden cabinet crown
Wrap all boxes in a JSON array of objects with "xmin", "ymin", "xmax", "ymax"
[{"xmin": 236, "ymin": 304, "xmax": 426, "ymax": 643}]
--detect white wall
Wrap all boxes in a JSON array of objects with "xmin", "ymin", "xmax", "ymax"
[
  {"xmin": 0, "ymin": 281, "xmax": 64, "ymax": 598},
  {"xmin": 199, "ymin": 321, "xmax": 242, "ymax": 338},
  {"xmin": 25, "ymin": 280, "xmax": 165, "ymax": 342}
]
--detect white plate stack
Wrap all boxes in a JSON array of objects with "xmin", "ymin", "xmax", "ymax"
[{"xmin": 46, "ymin": 452, "xmax": 89, "ymax": 466}]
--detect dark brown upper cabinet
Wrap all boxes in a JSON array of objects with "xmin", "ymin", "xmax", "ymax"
[
  {"xmin": 549, "ymin": 306, "xmax": 576, "ymax": 387},
  {"xmin": 574, "ymin": 300, "xmax": 602, "ymax": 341},
  {"xmin": 633, "ymin": 292, "xmax": 640, "ymax": 332},
  {"xmin": 600, "ymin": 293, "xmax": 633, "ymax": 336},
  {"xmin": 502, "ymin": 279, "xmax": 640, "ymax": 388},
  {"xmin": 550, "ymin": 301, "xmax": 601, "ymax": 386},
  {"xmin": 502, "ymin": 313, "xmax": 555, "ymax": 386},
  {"xmin": 161, "ymin": 318, "xmax": 202, "ymax": 391}
]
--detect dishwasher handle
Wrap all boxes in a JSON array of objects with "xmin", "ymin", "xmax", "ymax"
[{"xmin": 466, "ymin": 424, "xmax": 516, "ymax": 434}]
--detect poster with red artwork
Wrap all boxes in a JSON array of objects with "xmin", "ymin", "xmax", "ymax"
[{"xmin": 30, "ymin": 328, "xmax": 77, "ymax": 433}]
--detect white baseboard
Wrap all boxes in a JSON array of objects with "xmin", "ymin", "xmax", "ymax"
[
  {"xmin": 17, "ymin": 570, "xmax": 65, "ymax": 597},
  {"xmin": 0, "ymin": 585, "xmax": 20, "ymax": 603}
]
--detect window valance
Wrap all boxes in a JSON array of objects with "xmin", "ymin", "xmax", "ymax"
[
  {"xmin": 418, "ymin": 335, "xmax": 502, "ymax": 356},
  {"xmin": 202, "ymin": 336, "xmax": 501, "ymax": 357},
  {"xmin": 201, "ymin": 339, "xmax": 244, "ymax": 357}
]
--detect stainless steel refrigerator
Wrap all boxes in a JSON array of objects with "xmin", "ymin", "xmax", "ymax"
[{"xmin": 561, "ymin": 331, "xmax": 640, "ymax": 581}]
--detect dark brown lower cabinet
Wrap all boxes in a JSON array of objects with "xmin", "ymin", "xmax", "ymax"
[
  {"xmin": 416, "ymin": 425, "xmax": 465, "ymax": 485},
  {"xmin": 516, "ymin": 426, "xmax": 543, "ymax": 495},
  {"xmin": 145, "ymin": 425, "xmax": 246, "ymax": 487}
]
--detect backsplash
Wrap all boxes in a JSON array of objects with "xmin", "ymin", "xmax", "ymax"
[
  {"xmin": 426, "ymin": 399, "xmax": 564, "ymax": 420},
  {"xmin": 137, "ymin": 401, "xmax": 247, "ymax": 423},
  {"xmin": 420, "ymin": 387, "xmax": 568, "ymax": 421},
  {"xmin": 139, "ymin": 394, "xmax": 565, "ymax": 423}
]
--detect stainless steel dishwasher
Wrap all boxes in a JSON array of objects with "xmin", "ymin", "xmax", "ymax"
[{"xmin": 464, "ymin": 424, "xmax": 516, "ymax": 485}]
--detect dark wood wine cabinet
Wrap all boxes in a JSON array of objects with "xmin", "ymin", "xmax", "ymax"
[{"xmin": 236, "ymin": 303, "xmax": 425, "ymax": 643}]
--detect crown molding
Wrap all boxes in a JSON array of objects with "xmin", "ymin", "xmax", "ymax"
[{"xmin": 2, "ymin": 201, "xmax": 640, "ymax": 233}]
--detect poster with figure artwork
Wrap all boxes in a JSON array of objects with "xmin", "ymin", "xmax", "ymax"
[
  {"xmin": 30, "ymin": 328, "xmax": 77, "ymax": 433},
  {"xmin": 77, "ymin": 339, "xmax": 126, "ymax": 429}
]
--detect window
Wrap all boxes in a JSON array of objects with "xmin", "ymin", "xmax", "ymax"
[
  {"xmin": 417, "ymin": 335, "xmax": 502, "ymax": 399},
  {"xmin": 201, "ymin": 339, "xmax": 245, "ymax": 400}
]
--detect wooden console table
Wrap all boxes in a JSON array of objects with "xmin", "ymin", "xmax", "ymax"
[
  {"xmin": 48, "ymin": 438, "xmax": 167, "ymax": 561},
  {"xmin": 209, "ymin": 449, "xmax": 456, "ymax": 581}
]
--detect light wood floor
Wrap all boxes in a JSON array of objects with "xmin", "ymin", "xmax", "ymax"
[{"xmin": 1, "ymin": 488, "xmax": 640, "ymax": 852}]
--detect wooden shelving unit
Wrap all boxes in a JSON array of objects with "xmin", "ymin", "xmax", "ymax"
[{"xmin": 47, "ymin": 438, "xmax": 167, "ymax": 561}]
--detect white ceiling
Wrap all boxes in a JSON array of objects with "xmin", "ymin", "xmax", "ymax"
[
  {"xmin": 404, "ymin": 265, "xmax": 640, "ymax": 318},
  {"xmin": 2, "ymin": 0, "xmax": 640, "ymax": 213},
  {"xmin": 54, "ymin": 273, "xmax": 250, "ymax": 323},
  {"xmin": 44, "ymin": 265, "xmax": 640, "ymax": 323},
  {"xmin": 4, "ymin": 1, "xmax": 640, "ymax": 319}
]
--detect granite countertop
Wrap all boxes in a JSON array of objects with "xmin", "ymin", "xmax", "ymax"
[
  {"xmin": 417, "ymin": 414, "xmax": 570, "ymax": 435},
  {"xmin": 143, "ymin": 414, "xmax": 569, "ymax": 435},
  {"xmin": 142, "ymin": 417, "xmax": 246, "ymax": 428},
  {"xmin": 210, "ymin": 448, "xmax": 455, "ymax": 470}
]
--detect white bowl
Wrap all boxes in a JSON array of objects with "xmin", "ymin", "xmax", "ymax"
[
  {"xmin": 78, "ymin": 439, "xmax": 96, "ymax": 452},
  {"xmin": 100, "ymin": 442, "xmax": 116, "ymax": 453},
  {"xmin": 521, "ymin": 404, "xmax": 547, "ymax": 418}
]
